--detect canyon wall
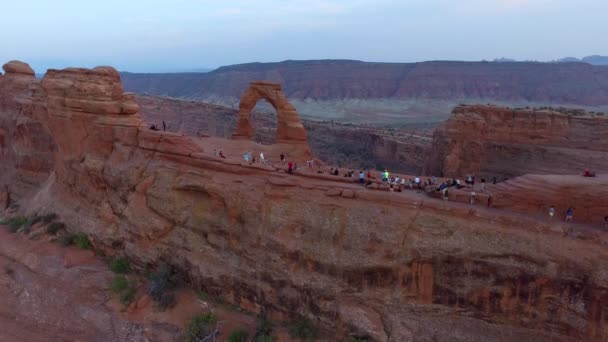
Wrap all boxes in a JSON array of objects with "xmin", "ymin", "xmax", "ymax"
[
  {"xmin": 1, "ymin": 61, "xmax": 608, "ymax": 341},
  {"xmin": 425, "ymin": 105, "xmax": 608, "ymax": 178}
]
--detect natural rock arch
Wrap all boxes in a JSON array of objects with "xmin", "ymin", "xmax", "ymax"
[{"xmin": 232, "ymin": 81, "xmax": 308, "ymax": 143}]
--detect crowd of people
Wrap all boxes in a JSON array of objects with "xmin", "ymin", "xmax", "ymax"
[{"xmin": 206, "ymin": 147, "xmax": 606, "ymax": 230}]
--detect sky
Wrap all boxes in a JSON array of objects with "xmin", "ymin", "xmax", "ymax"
[{"xmin": 1, "ymin": 0, "xmax": 606, "ymax": 72}]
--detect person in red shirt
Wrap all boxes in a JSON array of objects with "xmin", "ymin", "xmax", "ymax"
[{"xmin": 288, "ymin": 161, "xmax": 294, "ymax": 174}]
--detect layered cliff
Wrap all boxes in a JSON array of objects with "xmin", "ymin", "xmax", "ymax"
[
  {"xmin": 1, "ymin": 61, "xmax": 607, "ymax": 341},
  {"xmin": 425, "ymin": 105, "xmax": 608, "ymax": 178},
  {"xmin": 122, "ymin": 60, "xmax": 608, "ymax": 106}
]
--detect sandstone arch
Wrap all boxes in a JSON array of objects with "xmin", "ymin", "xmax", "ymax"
[{"xmin": 232, "ymin": 81, "xmax": 308, "ymax": 143}]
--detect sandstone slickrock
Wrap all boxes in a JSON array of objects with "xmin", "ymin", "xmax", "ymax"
[
  {"xmin": 425, "ymin": 104, "xmax": 608, "ymax": 178},
  {"xmin": 1, "ymin": 61, "xmax": 607, "ymax": 341}
]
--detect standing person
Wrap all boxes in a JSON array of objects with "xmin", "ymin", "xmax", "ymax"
[
  {"xmin": 162, "ymin": 120, "xmax": 167, "ymax": 131},
  {"xmin": 366, "ymin": 171, "xmax": 372, "ymax": 181},
  {"xmin": 280, "ymin": 152, "xmax": 286, "ymax": 165},
  {"xmin": 260, "ymin": 152, "xmax": 265, "ymax": 164},
  {"xmin": 565, "ymin": 207, "xmax": 574, "ymax": 222},
  {"xmin": 549, "ymin": 206, "xmax": 555, "ymax": 219},
  {"xmin": 395, "ymin": 176, "xmax": 401, "ymax": 185},
  {"xmin": 287, "ymin": 161, "xmax": 293, "ymax": 174},
  {"xmin": 243, "ymin": 153, "xmax": 249, "ymax": 163},
  {"xmin": 470, "ymin": 191, "xmax": 476, "ymax": 205},
  {"xmin": 481, "ymin": 178, "xmax": 486, "ymax": 192},
  {"xmin": 487, "ymin": 195, "xmax": 493, "ymax": 208},
  {"xmin": 442, "ymin": 188, "xmax": 449, "ymax": 202},
  {"xmin": 359, "ymin": 171, "xmax": 365, "ymax": 184}
]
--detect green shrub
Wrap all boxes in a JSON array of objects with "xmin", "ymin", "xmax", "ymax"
[
  {"xmin": 255, "ymin": 335, "xmax": 273, "ymax": 342},
  {"xmin": 148, "ymin": 263, "xmax": 179, "ymax": 311},
  {"xmin": 289, "ymin": 318, "xmax": 317, "ymax": 340},
  {"xmin": 120, "ymin": 284, "xmax": 137, "ymax": 305},
  {"xmin": 6, "ymin": 217, "xmax": 28, "ymax": 233},
  {"xmin": 110, "ymin": 275, "xmax": 129, "ymax": 293},
  {"xmin": 254, "ymin": 315, "xmax": 274, "ymax": 341},
  {"xmin": 110, "ymin": 257, "xmax": 131, "ymax": 274},
  {"xmin": 198, "ymin": 290, "xmax": 208, "ymax": 301},
  {"xmin": 46, "ymin": 222, "xmax": 65, "ymax": 235},
  {"xmin": 42, "ymin": 213, "xmax": 58, "ymax": 224},
  {"xmin": 30, "ymin": 215, "xmax": 44, "ymax": 226},
  {"xmin": 257, "ymin": 315, "xmax": 273, "ymax": 335},
  {"xmin": 156, "ymin": 292, "xmax": 176, "ymax": 311},
  {"xmin": 228, "ymin": 329, "xmax": 249, "ymax": 342},
  {"xmin": 73, "ymin": 233, "xmax": 91, "ymax": 249},
  {"xmin": 184, "ymin": 312, "xmax": 217, "ymax": 342}
]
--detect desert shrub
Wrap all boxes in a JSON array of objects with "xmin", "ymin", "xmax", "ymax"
[
  {"xmin": 30, "ymin": 215, "xmax": 44, "ymax": 226},
  {"xmin": 120, "ymin": 284, "xmax": 137, "ymax": 305},
  {"xmin": 254, "ymin": 315, "xmax": 274, "ymax": 341},
  {"xmin": 156, "ymin": 292, "xmax": 176, "ymax": 311},
  {"xmin": 228, "ymin": 329, "xmax": 249, "ymax": 342},
  {"xmin": 198, "ymin": 290, "xmax": 208, "ymax": 301},
  {"xmin": 184, "ymin": 312, "xmax": 217, "ymax": 342},
  {"xmin": 6, "ymin": 217, "xmax": 28, "ymax": 233},
  {"xmin": 73, "ymin": 233, "xmax": 91, "ymax": 249},
  {"xmin": 110, "ymin": 275, "xmax": 129, "ymax": 293},
  {"xmin": 289, "ymin": 318, "xmax": 317, "ymax": 340},
  {"xmin": 46, "ymin": 222, "xmax": 65, "ymax": 235},
  {"xmin": 148, "ymin": 263, "xmax": 179, "ymax": 311},
  {"xmin": 42, "ymin": 213, "xmax": 58, "ymax": 224},
  {"xmin": 110, "ymin": 257, "xmax": 131, "ymax": 274},
  {"xmin": 255, "ymin": 335, "xmax": 273, "ymax": 342}
]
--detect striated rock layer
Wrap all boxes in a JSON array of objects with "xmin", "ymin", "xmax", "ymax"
[
  {"xmin": 1, "ymin": 61, "xmax": 607, "ymax": 341},
  {"xmin": 425, "ymin": 104, "xmax": 608, "ymax": 178}
]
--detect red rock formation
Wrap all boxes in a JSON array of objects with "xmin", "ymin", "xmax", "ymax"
[
  {"xmin": 136, "ymin": 94, "xmax": 433, "ymax": 173},
  {"xmin": 1, "ymin": 61, "xmax": 608, "ymax": 341},
  {"xmin": 233, "ymin": 81, "xmax": 308, "ymax": 143},
  {"xmin": 425, "ymin": 105, "xmax": 608, "ymax": 178}
]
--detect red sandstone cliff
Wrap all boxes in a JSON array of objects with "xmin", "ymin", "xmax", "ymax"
[
  {"xmin": 425, "ymin": 105, "xmax": 608, "ymax": 178},
  {"xmin": 1, "ymin": 61, "xmax": 608, "ymax": 341}
]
